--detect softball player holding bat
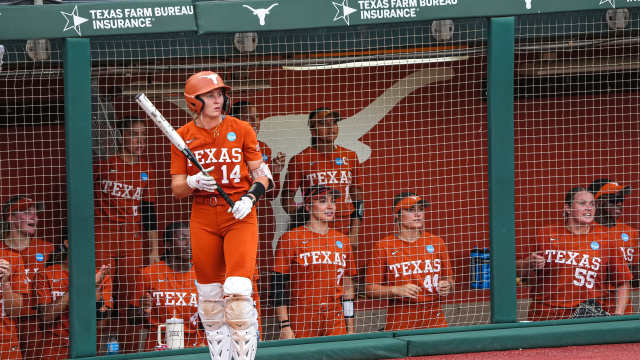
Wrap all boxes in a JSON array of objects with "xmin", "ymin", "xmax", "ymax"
[
  {"xmin": 1, "ymin": 195, "xmax": 54, "ymax": 359},
  {"xmin": 0, "ymin": 246, "xmax": 29, "ymax": 359},
  {"xmin": 519, "ymin": 186, "xmax": 631, "ymax": 321},
  {"xmin": 588, "ymin": 179, "xmax": 638, "ymax": 314},
  {"xmin": 272, "ymin": 184, "xmax": 356, "ymax": 339},
  {"xmin": 365, "ymin": 192, "xmax": 453, "ymax": 331},
  {"xmin": 170, "ymin": 71, "xmax": 273, "ymax": 360}
]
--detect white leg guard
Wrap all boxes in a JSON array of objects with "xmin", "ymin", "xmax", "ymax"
[
  {"xmin": 224, "ymin": 276, "xmax": 258, "ymax": 360},
  {"xmin": 197, "ymin": 282, "xmax": 231, "ymax": 360}
]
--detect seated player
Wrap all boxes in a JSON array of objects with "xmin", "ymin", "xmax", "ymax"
[
  {"xmin": 365, "ymin": 191, "xmax": 453, "ymax": 331},
  {"xmin": 1, "ymin": 195, "xmax": 54, "ymax": 359},
  {"xmin": 0, "ymin": 246, "xmax": 29, "ymax": 359},
  {"xmin": 272, "ymin": 185, "xmax": 356, "ymax": 339},
  {"xmin": 35, "ymin": 239, "xmax": 112, "ymax": 359},
  {"xmin": 129, "ymin": 221, "xmax": 204, "ymax": 351}
]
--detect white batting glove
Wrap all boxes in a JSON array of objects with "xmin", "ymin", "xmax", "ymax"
[
  {"xmin": 229, "ymin": 195, "xmax": 254, "ymax": 220},
  {"xmin": 187, "ymin": 170, "xmax": 217, "ymax": 192}
]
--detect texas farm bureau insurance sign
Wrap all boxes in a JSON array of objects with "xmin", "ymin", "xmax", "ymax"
[{"xmin": 0, "ymin": 0, "xmax": 196, "ymax": 39}]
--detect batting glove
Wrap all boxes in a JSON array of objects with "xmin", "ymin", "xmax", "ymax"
[
  {"xmin": 229, "ymin": 195, "xmax": 254, "ymax": 220},
  {"xmin": 186, "ymin": 170, "xmax": 217, "ymax": 192}
]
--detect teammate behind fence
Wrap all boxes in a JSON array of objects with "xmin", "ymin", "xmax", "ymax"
[
  {"xmin": 93, "ymin": 116, "xmax": 160, "ymax": 352},
  {"xmin": 588, "ymin": 179, "xmax": 638, "ymax": 314},
  {"xmin": 272, "ymin": 184, "xmax": 356, "ymax": 339},
  {"xmin": 280, "ymin": 108, "xmax": 363, "ymax": 243},
  {"xmin": 518, "ymin": 186, "xmax": 631, "ymax": 320},
  {"xmin": 130, "ymin": 221, "xmax": 204, "ymax": 351},
  {"xmin": 1, "ymin": 195, "xmax": 53, "ymax": 359},
  {"xmin": 365, "ymin": 192, "xmax": 453, "ymax": 331},
  {"xmin": 35, "ymin": 239, "xmax": 112, "ymax": 359},
  {"xmin": 170, "ymin": 71, "xmax": 273, "ymax": 360}
]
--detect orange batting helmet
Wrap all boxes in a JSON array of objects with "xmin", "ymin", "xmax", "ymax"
[{"xmin": 184, "ymin": 71, "xmax": 231, "ymax": 114}]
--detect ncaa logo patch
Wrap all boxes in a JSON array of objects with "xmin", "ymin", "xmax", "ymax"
[
  {"xmin": 35, "ymin": 253, "xmax": 45, "ymax": 262},
  {"xmin": 141, "ymin": 172, "xmax": 149, "ymax": 181},
  {"xmin": 426, "ymin": 245, "xmax": 435, "ymax": 253},
  {"xmin": 262, "ymin": 154, "xmax": 269, "ymax": 162},
  {"xmin": 227, "ymin": 132, "xmax": 237, "ymax": 142},
  {"xmin": 621, "ymin": 233, "xmax": 630, "ymax": 242},
  {"xmin": 336, "ymin": 240, "xmax": 343, "ymax": 249},
  {"xmin": 590, "ymin": 241, "xmax": 600, "ymax": 250},
  {"xmin": 335, "ymin": 157, "xmax": 343, "ymax": 166}
]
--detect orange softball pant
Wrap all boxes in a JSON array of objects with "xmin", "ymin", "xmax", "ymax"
[{"xmin": 190, "ymin": 197, "xmax": 258, "ymax": 284}]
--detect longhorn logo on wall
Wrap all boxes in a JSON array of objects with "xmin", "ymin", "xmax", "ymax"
[{"xmin": 243, "ymin": 3, "xmax": 279, "ymax": 26}]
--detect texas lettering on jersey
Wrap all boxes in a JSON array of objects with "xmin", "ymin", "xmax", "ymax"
[
  {"xmin": 99, "ymin": 180, "xmax": 144, "ymax": 200},
  {"xmin": 389, "ymin": 258, "xmax": 442, "ymax": 278},
  {"xmin": 298, "ymin": 251, "xmax": 348, "ymax": 267},
  {"xmin": 151, "ymin": 291, "xmax": 198, "ymax": 307},
  {"xmin": 543, "ymin": 250, "xmax": 601, "ymax": 271},
  {"xmin": 190, "ymin": 147, "xmax": 242, "ymax": 165},
  {"xmin": 305, "ymin": 170, "xmax": 352, "ymax": 187}
]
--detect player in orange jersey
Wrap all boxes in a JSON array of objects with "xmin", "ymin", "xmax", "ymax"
[
  {"xmin": 0, "ymin": 246, "xmax": 29, "ymax": 359},
  {"xmin": 272, "ymin": 185, "xmax": 356, "ymax": 339},
  {"xmin": 519, "ymin": 186, "xmax": 631, "ymax": 321},
  {"xmin": 588, "ymin": 179, "xmax": 638, "ymax": 314},
  {"xmin": 280, "ymin": 108, "xmax": 363, "ymax": 242},
  {"xmin": 170, "ymin": 71, "xmax": 273, "ymax": 360},
  {"xmin": 1, "ymin": 195, "xmax": 54, "ymax": 359},
  {"xmin": 130, "ymin": 221, "xmax": 204, "ymax": 351},
  {"xmin": 93, "ymin": 117, "xmax": 159, "ymax": 352},
  {"xmin": 35, "ymin": 239, "xmax": 112, "ymax": 359},
  {"xmin": 365, "ymin": 192, "xmax": 453, "ymax": 331}
]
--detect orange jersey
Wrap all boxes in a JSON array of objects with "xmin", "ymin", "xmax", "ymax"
[
  {"xmin": 170, "ymin": 116, "xmax": 262, "ymax": 197},
  {"xmin": 0, "ymin": 247, "xmax": 28, "ymax": 360},
  {"xmin": 367, "ymin": 233, "xmax": 453, "ymax": 304},
  {"xmin": 529, "ymin": 224, "xmax": 632, "ymax": 308},
  {"xmin": 283, "ymin": 146, "xmax": 359, "ymax": 219},
  {"xmin": 133, "ymin": 261, "xmax": 203, "ymax": 350},
  {"xmin": 34, "ymin": 264, "xmax": 112, "ymax": 360},
  {"xmin": 94, "ymin": 155, "xmax": 157, "ymax": 224},
  {"xmin": 273, "ymin": 227, "xmax": 356, "ymax": 305}
]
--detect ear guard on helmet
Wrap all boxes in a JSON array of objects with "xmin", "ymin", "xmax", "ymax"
[{"xmin": 184, "ymin": 71, "xmax": 232, "ymax": 114}]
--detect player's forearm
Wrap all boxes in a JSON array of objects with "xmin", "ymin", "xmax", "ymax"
[
  {"xmin": 275, "ymin": 305, "xmax": 289, "ymax": 322},
  {"xmin": 614, "ymin": 281, "xmax": 630, "ymax": 315},
  {"xmin": 365, "ymin": 283, "xmax": 393, "ymax": 299},
  {"xmin": 279, "ymin": 189, "xmax": 297, "ymax": 214},
  {"xmin": 343, "ymin": 276, "xmax": 355, "ymax": 299},
  {"xmin": 40, "ymin": 293, "xmax": 70, "ymax": 323},
  {"xmin": 171, "ymin": 175, "xmax": 194, "ymax": 199},
  {"xmin": 1, "ymin": 283, "xmax": 23, "ymax": 317}
]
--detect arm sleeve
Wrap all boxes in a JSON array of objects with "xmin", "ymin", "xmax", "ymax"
[{"xmin": 270, "ymin": 272, "xmax": 291, "ymax": 307}]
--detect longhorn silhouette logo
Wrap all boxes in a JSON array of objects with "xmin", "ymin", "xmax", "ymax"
[{"xmin": 243, "ymin": 3, "xmax": 279, "ymax": 26}]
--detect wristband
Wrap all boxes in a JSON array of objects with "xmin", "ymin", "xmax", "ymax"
[
  {"xmin": 279, "ymin": 320, "xmax": 291, "ymax": 329},
  {"xmin": 341, "ymin": 297, "xmax": 354, "ymax": 318},
  {"xmin": 247, "ymin": 182, "xmax": 266, "ymax": 204}
]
